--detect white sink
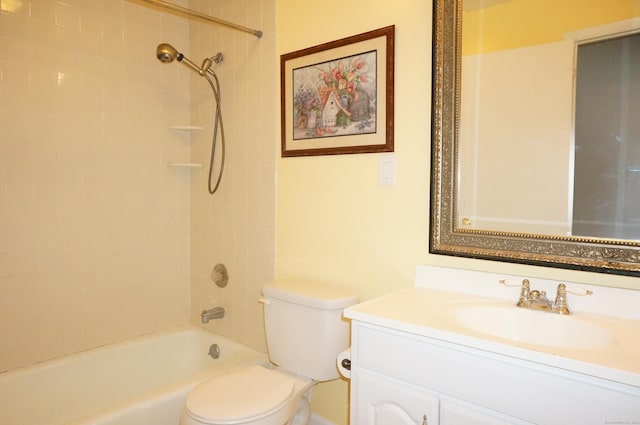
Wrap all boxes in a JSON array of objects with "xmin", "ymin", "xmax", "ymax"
[{"xmin": 447, "ymin": 300, "xmax": 616, "ymax": 349}]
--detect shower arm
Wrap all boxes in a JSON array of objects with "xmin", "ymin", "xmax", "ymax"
[{"xmin": 130, "ymin": 0, "xmax": 262, "ymax": 38}]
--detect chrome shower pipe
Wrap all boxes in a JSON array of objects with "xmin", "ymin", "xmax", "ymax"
[{"xmin": 130, "ymin": 0, "xmax": 262, "ymax": 38}]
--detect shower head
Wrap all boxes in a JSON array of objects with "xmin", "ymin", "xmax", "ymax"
[
  {"xmin": 156, "ymin": 43, "xmax": 200, "ymax": 74},
  {"xmin": 156, "ymin": 43, "xmax": 180, "ymax": 63},
  {"xmin": 156, "ymin": 43, "xmax": 222, "ymax": 77}
]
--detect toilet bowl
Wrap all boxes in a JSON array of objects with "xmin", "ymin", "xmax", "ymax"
[{"xmin": 180, "ymin": 365, "xmax": 313, "ymax": 425}]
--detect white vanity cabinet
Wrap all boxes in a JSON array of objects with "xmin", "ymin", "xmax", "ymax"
[
  {"xmin": 353, "ymin": 367, "xmax": 523, "ymax": 425},
  {"xmin": 355, "ymin": 368, "xmax": 438, "ymax": 424},
  {"xmin": 348, "ymin": 321, "xmax": 640, "ymax": 425}
]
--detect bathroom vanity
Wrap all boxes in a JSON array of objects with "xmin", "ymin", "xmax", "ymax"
[{"xmin": 344, "ymin": 266, "xmax": 640, "ymax": 425}]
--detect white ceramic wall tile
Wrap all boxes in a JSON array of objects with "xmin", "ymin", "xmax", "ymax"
[
  {"xmin": 0, "ymin": 0, "xmax": 275, "ymax": 372},
  {"xmin": 0, "ymin": 0, "xmax": 194, "ymax": 372},
  {"xmin": 188, "ymin": 0, "xmax": 275, "ymax": 353}
]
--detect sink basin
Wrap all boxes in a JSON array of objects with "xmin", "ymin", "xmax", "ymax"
[{"xmin": 447, "ymin": 300, "xmax": 616, "ymax": 349}]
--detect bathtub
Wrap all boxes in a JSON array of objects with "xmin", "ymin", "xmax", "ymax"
[{"xmin": 0, "ymin": 327, "xmax": 267, "ymax": 425}]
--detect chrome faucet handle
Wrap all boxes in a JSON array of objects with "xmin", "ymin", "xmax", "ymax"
[
  {"xmin": 515, "ymin": 279, "xmax": 531, "ymax": 308},
  {"xmin": 553, "ymin": 283, "xmax": 593, "ymax": 315},
  {"xmin": 565, "ymin": 286, "xmax": 593, "ymax": 296},
  {"xmin": 553, "ymin": 283, "xmax": 571, "ymax": 315},
  {"xmin": 499, "ymin": 278, "xmax": 526, "ymax": 287}
]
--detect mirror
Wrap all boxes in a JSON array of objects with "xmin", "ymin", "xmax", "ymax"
[{"xmin": 430, "ymin": 0, "xmax": 640, "ymax": 276}]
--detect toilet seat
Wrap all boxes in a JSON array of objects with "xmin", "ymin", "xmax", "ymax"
[{"xmin": 184, "ymin": 365, "xmax": 296, "ymax": 425}]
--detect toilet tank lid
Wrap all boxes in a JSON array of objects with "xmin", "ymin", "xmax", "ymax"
[{"xmin": 262, "ymin": 280, "xmax": 358, "ymax": 310}]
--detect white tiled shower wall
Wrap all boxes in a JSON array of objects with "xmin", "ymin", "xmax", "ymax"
[
  {"xmin": 187, "ymin": 0, "xmax": 276, "ymax": 352},
  {"xmin": 0, "ymin": 0, "xmax": 276, "ymax": 371}
]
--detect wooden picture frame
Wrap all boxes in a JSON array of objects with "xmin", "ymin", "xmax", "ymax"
[{"xmin": 281, "ymin": 25, "xmax": 395, "ymax": 157}]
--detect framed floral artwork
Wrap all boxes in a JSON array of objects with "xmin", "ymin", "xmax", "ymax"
[{"xmin": 280, "ymin": 25, "xmax": 395, "ymax": 157}]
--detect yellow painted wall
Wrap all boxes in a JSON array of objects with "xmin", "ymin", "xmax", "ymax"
[
  {"xmin": 276, "ymin": 1, "xmax": 640, "ymax": 424},
  {"xmin": 277, "ymin": 0, "xmax": 434, "ymax": 305},
  {"xmin": 277, "ymin": 2, "xmax": 432, "ymax": 423},
  {"xmin": 463, "ymin": 0, "xmax": 640, "ymax": 54}
]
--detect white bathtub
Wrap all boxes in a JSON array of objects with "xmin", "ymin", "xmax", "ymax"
[{"xmin": 0, "ymin": 327, "xmax": 267, "ymax": 425}]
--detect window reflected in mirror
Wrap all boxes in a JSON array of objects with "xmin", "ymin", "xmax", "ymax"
[{"xmin": 573, "ymin": 33, "xmax": 640, "ymax": 240}]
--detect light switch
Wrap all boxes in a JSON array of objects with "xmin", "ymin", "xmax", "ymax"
[{"xmin": 378, "ymin": 153, "xmax": 396, "ymax": 185}]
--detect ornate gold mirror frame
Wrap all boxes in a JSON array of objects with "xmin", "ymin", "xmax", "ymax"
[{"xmin": 429, "ymin": 0, "xmax": 640, "ymax": 276}]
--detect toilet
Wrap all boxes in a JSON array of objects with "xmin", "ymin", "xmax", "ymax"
[{"xmin": 180, "ymin": 279, "xmax": 358, "ymax": 425}]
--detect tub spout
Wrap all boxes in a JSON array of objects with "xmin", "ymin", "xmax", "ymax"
[{"xmin": 201, "ymin": 306, "xmax": 225, "ymax": 323}]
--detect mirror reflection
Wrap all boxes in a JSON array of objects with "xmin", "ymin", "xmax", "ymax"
[
  {"xmin": 430, "ymin": 0, "xmax": 640, "ymax": 275},
  {"xmin": 458, "ymin": 0, "xmax": 640, "ymax": 240}
]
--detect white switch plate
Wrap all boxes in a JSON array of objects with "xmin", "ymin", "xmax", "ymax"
[{"xmin": 378, "ymin": 153, "xmax": 396, "ymax": 185}]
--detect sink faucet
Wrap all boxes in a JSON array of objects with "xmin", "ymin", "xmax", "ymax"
[
  {"xmin": 527, "ymin": 288, "xmax": 554, "ymax": 312},
  {"xmin": 511, "ymin": 279, "xmax": 591, "ymax": 315},
  {"xmin": 516, "ymin": 279, "xmax": 553, "ymax": 312},
  {"xmin": 201, "ymin": 306, "xmax": 225, "ymax": 323}
]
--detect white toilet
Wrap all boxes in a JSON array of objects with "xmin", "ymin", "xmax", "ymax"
[{"xmin": 180, "ymin": 279, "xmax": 358, "ymax": 425}]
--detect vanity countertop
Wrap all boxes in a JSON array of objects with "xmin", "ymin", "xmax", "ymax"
[{"xmin": 344, "ymin": 266, "xmax": 640, "ymax": 389}]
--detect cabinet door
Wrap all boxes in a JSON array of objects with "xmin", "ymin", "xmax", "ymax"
[
  {"xmin": 353, "ymin": 369, "xmax": 439, "ymax": 425},
  {"xmin": 440, "ymin": 399, "xmax": 534, "ymax": 425}
]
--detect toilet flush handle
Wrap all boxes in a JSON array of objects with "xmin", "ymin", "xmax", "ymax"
[{"xmin": 257, "ymin": 298, "xmax": 271, "ymax": 305}]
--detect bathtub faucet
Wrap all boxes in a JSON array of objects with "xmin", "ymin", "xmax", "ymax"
[{"xmin": 201, "ymin": 306, "xmax": 225, "ymax": 323}]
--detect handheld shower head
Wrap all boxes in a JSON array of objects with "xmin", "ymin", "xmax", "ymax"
[
  {"xmin": 156, "ymin": 43, "xmax": 180, "ymax": 63},
  {"xmin": 156, "ymin": 43, "xmax": 222, "ymax": 77},
  {"xmin": 156, "ymin": 43, "xmax": 202, "ymax": 74},
  {"xmin": 155, "ymin": 42, "xmax": 226, "ymax": 195}
]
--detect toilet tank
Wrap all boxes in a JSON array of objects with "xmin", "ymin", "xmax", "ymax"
[{"xmin": 261, "ymin": 280, "xmax": 358, "ymax": 382}]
